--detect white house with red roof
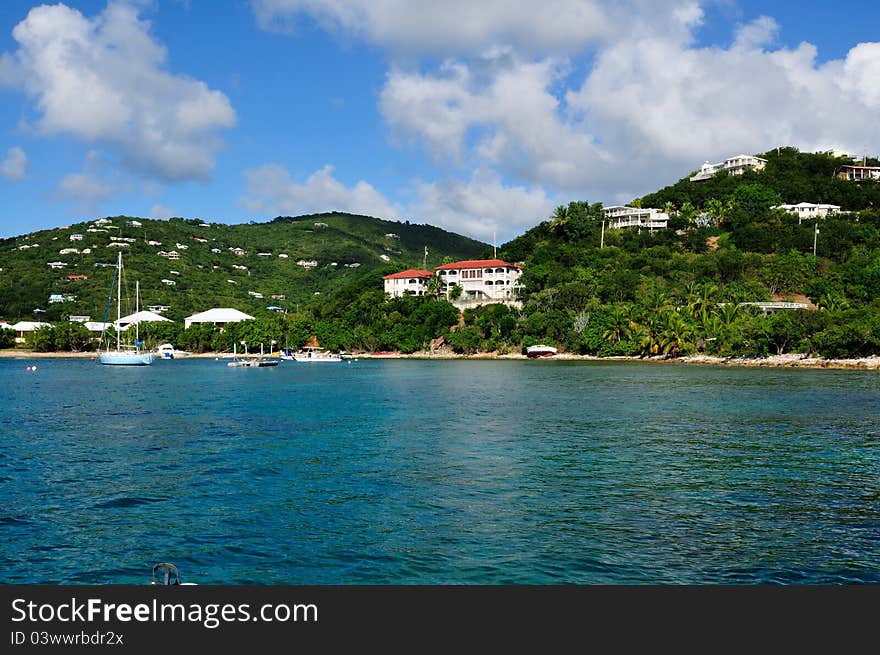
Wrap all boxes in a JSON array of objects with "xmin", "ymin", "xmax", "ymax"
[
  {"xmin": 383, "ymin": 269, "xmax": 433, "ymax": 297},
  {"xmin": 435, "ymin": 259, "xmax": 522, "ymax": 306}
]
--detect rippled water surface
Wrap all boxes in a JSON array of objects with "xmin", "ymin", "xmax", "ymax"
[{"xmin": 1, "ymin": 358, "xmax": 878, "ymax": 584}]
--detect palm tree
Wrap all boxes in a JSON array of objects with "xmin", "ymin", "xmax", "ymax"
[
  {"xmin": 549, "ymin": 205, "xmax": 569, "ymax": 234},
  {"xmin": 602, "ymin": 305, "xmax": 636, "ymax": 343},
  {"xmin": 426, "ymin": 273, "xmax": 445, "ymax": 300}
]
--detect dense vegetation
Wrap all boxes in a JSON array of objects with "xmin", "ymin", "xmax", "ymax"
[
  {"xmin": 6, "ymin": 148, "xmax": 880, "ymax": 359},
  {"xmin": 0, "ymin": 212, "xmax": 486, "ymax": 323}
]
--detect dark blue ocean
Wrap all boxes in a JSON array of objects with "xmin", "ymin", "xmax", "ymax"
[{"xmin": 1, "ymin": 358, "xmax": 878, "ymax": 584}]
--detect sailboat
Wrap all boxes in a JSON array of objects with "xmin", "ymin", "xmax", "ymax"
[{"xmin": 98, "ymin": 251, "xmax": 155, "ymax": 366}]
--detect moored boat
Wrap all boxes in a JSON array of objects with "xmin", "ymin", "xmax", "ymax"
[
  {"xmin": 526, "ymin": 344, "xmax": 557, "ymax": 358},
  {"xmin": 98, "ymin": 252, "xmax": 154, "ymax": 366},
  {"xmin": 284, "ymin": 336, "xmax": 342, "ymax": 362}
]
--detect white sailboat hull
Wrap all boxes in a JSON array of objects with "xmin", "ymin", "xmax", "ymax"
[{"xmin": 99, "ymin": 351, "xmax": 155, "ymax": 365}]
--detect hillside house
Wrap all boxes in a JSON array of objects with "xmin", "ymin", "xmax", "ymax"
[
  {"xmin": 690, "ymin": 155, "xmax": 767, "ymax": 181},
  {"xmin": 773, "ymin": 203, "xmax": 841, "ymax": 220},
  {"xmin": 435, "ymin": 259, "xmax": 523, "ymax": 308},
  {"xmin": 603, "ymin": 206, "xmax": 669, "ymax": 230},
  {"xmin": 837, "ymin": 165, "xmax": 880, "ymax": 182},
  {"xmin": 383, "ymin": 269, "xmax": 433, "ymax": 297}
]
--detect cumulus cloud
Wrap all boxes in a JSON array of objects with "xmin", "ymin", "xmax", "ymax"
[
  {"xmin": 57, "ymin": 172, "xmax": 113, "ymax": 215},
  {"xmin": 412, "ymin": 170, "xmax": 556, "ymax": 241},
  {"xmin": 148, "ymin": 204, "xmax": 178, "ymax": 220},
  {"xmin": 242, "ymin": 164, "xmax": 403, "ymax": 219},
  {"xmin": 3, "ymin": 2, "xmax": 235, "ymax": 181},
  {"xmin": 252, "ymin": 0, "xmax": 610, "ymax": 55},
  {"xmin": 254, "ymin": 0, "xmax": 880, "ymax": 222},
  {"xmin": 1, "ymin": 146, "xmax": 28, "ymax": 179}
]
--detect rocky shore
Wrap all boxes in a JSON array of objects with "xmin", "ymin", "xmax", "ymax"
[{"xmin": 2, "ymin": 348, "xmax": 879, "ymax": 369}]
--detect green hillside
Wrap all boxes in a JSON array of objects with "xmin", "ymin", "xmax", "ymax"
[
  {"xmin": 0, "ymin": 212, "xmax": 487, "ymax": 323},
  {"xmin": 638, "ymin": 147, "xmax": 880, "ymax": 212}
]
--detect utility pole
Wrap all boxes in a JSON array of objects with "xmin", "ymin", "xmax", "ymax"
[
  {"xmin": 813, "ymin": 222, "xmax": 819, "ymax": 257},
  {"xmin": 600, "ymin": 220, "xmax": 605, "ymax": 249},
  {"xmin": 493, "ymin": 230, "xmax": 497, "ymax": 259}
]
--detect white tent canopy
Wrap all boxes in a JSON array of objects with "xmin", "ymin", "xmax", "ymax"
[
  {"xmin": 184, "ymin": 307, "xmax": 254, "ymax": 329},
  {"xmin": 115, "ymin": 310, "xmax": 173, "ymax": 331}
]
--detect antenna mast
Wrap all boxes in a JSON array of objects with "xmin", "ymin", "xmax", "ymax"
[
  {"xmin": 493, "ymin": 230, "xmax": 497, "ymax": 259},
  {"xmin": 423, "ymin": 246, "xmax": 428, "ymax": 269}
]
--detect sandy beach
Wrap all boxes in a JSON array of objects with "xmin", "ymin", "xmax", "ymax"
[{"xmin": 3, "ymin": 348, "xmax": 879, "ymax": 369}]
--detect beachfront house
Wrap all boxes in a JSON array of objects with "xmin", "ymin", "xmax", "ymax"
[
  {"xmin": 602, "ymin": 206, "xmax": 669, "ymax": 230},
  {"xmin": 383, "ymin": 269, "xmax": 433, "ymax": 297},
  {"xmin": 10, "ymin": 321, "xmax": 52, "ymax": 344},
  {"xmin": 690, "ymin": 155, "xmax": 767, "ymax": 181},
  {"xmin": 435, "ymin": 259, "xmax": 523, "ymax": 309},
  {"xmin": 184, "ymin": 307, "xmax": 254, "ymax": 329}
]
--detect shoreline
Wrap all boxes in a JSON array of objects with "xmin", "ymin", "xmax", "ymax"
[{"xmin": 1, "ymin": 349, "xmax": 879, "ymax": 370}]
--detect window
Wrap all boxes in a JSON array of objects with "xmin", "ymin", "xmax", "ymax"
[{"xmin": 495, "ymin": 268, "xmax": 505, "ymax": 273}]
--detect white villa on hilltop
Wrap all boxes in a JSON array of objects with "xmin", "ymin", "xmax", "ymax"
[
  {"xmin": 837, "ymin": 165, "xmax": 880, "ymax": 182},
  {"xmin": 773, "ymin": 203, "xmax": 841, "ymax": 220},
  {"xmin": 602, "ymin": 206, "xmax": 669, "ymax": 230},
  {"xmin": 690, "ymin": 154, "xmax": 767, "ymax": 181}
]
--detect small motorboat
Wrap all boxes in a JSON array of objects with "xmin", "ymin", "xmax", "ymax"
[{"xmin": 526, "ymin": 344, "xmax": 558, "ymax": 358}]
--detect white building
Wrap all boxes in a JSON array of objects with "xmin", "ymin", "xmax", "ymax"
[
  {"xmin": 690, "ymin": 154, "xmax": 767, "ymax": 181},
  {"xmin": 838, "ymin": 165, "xmax": 880, "ymax": 182},
  {"xmin": 184, "ymin": 307, "xmax": 254, "ymax": 329},
  {"xmin": 602, "ymin": 206, "xmax": 669, "ymax": 230},
  {"xmin": 383, "ymin": 269, "xmax": 433, "ymax": 297},
  {"xmin": 435, "ymin": 259, "xmax": 522, "ymax": 307},
  {"xmin": 774, "ymin": 203, "xmax": 841, "ymax": 219},
  {"xmin": 69, "ymin": 234, "xmax": 83, "ymax": 241},
  {"xmin": 10, "ymin": 321, "xmax": 52, "ymax": 343}
]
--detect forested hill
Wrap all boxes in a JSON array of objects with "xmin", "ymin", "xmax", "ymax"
[
  {"xmin": 0, "ymin": 212, "xmax": 487, "ymax": 322},
  {"xmin": 638, "ymin": 147, "xmax": 880, "ymax": 212}
]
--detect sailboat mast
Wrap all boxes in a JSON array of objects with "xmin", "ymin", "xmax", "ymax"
[
  {"xmin": 116, "ymin": 251, "xmax": 122, "ymax": 351},
  {"xmin": 135, "ymin": 280, "xmax": 140, "ymax": 348}
]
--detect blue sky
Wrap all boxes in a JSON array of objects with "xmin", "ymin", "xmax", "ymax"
[{"xmin": 1, "ymin": 1, "xmax": 878, "ymax": 241}]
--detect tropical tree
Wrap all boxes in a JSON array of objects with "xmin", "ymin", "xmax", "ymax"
[{"xmin": 602, "ymin": 305, "xmax": 636, "ymax": 343}]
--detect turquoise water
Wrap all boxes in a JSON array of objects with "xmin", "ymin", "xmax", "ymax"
[{"xmin": 1, "ymin": 358, "xmax": 878, "ymax": 584}]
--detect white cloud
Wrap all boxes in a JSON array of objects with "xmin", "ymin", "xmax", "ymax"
[
  {"xmin": 148, "ymin": 204, "xmax": 178, "ymax": 220},
  {"xmin": 254, "ymin": 1, "xmax": 880, "ymax": 219},
  {"xmin": 380, "ymin": 52, "xmax": 607, "ymax": 191},
  {"xmin": 412, "ymin": 170, "xmax": 555, "ymax": 242},
  {"xmin": 241, "ymin": 164, "xmax": 403, "ymax": 219},
  {"xmin": 3, "ymin": 2, "xmax": 235, "ymax": 181},
  {"xmin": 381, "ymin": 16, "xmax": 880, "ymax": 206},
  {"xmin": 1, "ymin": 146, "xmax": 28, "ymax": 179},
  {"xmin": 58, "ymin": 172, "xmax": 112, "ymax": 203},
  {"xmin": 252, "ymin": 0, "xmax": 610, "ymax": 55}
]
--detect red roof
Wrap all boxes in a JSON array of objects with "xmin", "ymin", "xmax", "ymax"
[
  {"xmin": 434, "ymin": 259, "xmax": 521, "ymax": 271},
  {"xmin": 383, "ymin": 269, "xmax": 433, "ymax": 280}
]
